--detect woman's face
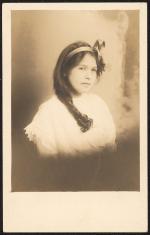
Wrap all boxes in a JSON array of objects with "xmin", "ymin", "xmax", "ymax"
[{"xmin": 68, "ymin": 53, "xmax": 97, "ymax": 95}]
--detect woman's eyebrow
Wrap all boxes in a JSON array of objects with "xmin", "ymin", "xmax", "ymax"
[{"xmin": 78, "ymin": 64, "xmax": 97, "ymax": 67}]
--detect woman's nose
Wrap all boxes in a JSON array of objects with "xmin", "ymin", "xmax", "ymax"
[{"xmin": 85, "ymin": 70, "xmax": 92, "ymax": 79}]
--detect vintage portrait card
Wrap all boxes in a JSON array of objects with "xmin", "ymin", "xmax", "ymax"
[{"xmin": 2, "ymin": 2, "xmax": 147, "ymax": 232}]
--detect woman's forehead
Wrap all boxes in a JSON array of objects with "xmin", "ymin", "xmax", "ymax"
[{"xmin": 78, "ymin": 54, "xmax": 97, "ymax": 66}]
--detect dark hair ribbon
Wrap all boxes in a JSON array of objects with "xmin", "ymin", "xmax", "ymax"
[{"xmin": 93, "ymin": 39, "xmax": 105, "ymax": 61}]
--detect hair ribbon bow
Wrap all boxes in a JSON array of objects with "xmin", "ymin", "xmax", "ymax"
[{"xmin": 93, "ymin": 40, "xmax": 105, "ymax": 61}]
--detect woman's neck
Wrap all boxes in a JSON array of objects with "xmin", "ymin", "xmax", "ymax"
[{"xmin": 71, "ymin": 92, "xmax": 88, "ymax": 100}]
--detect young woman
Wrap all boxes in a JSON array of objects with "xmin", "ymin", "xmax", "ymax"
[{"xmin": 24, "ymin": 40, "xmax": 116, "ymax": 159}]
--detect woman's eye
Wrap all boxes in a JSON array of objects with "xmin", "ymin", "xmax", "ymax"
[
  {"xmin": 79, "ymin": 67, "xmax": 85, "ymax": 70},
  {"xmin": 92, "ymin": 68, "xmax": 97, "ymax": 72}
]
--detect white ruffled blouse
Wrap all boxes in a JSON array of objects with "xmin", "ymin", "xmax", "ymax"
[{"xmin": 24, "ymin": 93, "xmax": 116, "ymax": 157}]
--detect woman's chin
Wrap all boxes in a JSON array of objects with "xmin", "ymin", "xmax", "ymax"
[{"xmin": 77, "ymin": 89, "xmax": 91, "ymax": 95}]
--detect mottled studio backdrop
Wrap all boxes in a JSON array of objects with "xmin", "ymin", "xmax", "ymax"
[{"xmin": 11, "ymin": 10, "xmax": 139, "ymax": 191}]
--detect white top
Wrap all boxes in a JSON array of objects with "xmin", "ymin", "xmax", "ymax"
[{"xmin": 24, "ymin": 93, "xmax": 116, "ymax": 157}]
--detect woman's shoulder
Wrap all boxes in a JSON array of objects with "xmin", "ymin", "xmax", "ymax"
[
  {"xmin": 36, "ymin": 94, "xmax": 69, "ymax": 121},
  {"xmin": 89, "ymin": 93, "xmax": 114, "ymax": 118},
  {"xmin": 89, "ymin": 93, "xmax": 108, "ymax": 106}
]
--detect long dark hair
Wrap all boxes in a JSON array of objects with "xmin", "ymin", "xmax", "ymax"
[{"xmin": 53, "ymin": 41, "xmax": 105, "ymax": 132}]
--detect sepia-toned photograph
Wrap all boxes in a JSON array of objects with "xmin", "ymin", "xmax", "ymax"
[
  {"xmin": 11, "ymin": 9, "xmax": 140, "ymax": 192},
  {"xmin": 3, "ymin": 2, "xmax": 147, "ymax": 233}
]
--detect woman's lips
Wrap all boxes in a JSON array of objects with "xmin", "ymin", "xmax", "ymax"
[{"xmin": 81, "ymin": 82, "xmax": 91, "ymax": 85}]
